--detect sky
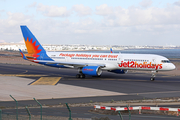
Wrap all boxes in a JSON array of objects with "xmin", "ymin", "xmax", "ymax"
[{"xmin": 0, "ymin": 0, "xmax": 180, "ymax": 46}]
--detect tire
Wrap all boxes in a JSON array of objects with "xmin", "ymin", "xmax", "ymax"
[
  {"xmin": 76, "ymin": 74, "xmax": 80, "ymax": 78},
  {"xmin": 150, "ymin": 77, "xmax": 155, "ymax": 81},
  {"xmin": 80, "ymin": 74, "xmax": 85, "ymax": 78}
]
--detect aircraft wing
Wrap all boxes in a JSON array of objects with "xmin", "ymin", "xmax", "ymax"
[{"xmin": 33, "ymin": 60, "xmax": 106, "ymax": 68}]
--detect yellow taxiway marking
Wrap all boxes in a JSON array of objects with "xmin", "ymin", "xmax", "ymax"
[
  {"xmin": 31, "ymin": 77, "xmax": 61, "ymax": 85},
  {"xmin": 0, "ymin": 74, "xmax": 47, "ymax": 77}
]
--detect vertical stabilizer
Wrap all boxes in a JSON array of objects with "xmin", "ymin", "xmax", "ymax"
[
  {"xmin": 20, "ymin": 26, "xmax": 52, "ymax": 60},
  {"xmin": 110, "ymin": 48, "xmax": 113, "ymax": 53},
  {"xmin": 20, "ymin": 26, "xmax": 46, "ymax": 54}
]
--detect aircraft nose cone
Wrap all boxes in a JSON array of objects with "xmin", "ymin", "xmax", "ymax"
[{"xmin": 171, "ymin": 63, "xmax": 176, "ymax": 70}]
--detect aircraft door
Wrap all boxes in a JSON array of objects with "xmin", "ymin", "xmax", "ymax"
[
  {"xmin": 65, "ymin": 56, "xmax": 71, "ymax": 62},
  {"xmin": 117, "ymin": 55, "xmax": 123, "ymax": 65},
  {"xmin": 152, "ymin": 57, "xmax": 157, "ymax": 70}
]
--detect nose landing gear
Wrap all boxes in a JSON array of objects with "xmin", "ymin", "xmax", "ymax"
[
  {"xmin": 150, "ymin": 71, "xmax": 158, "ymax": 81},
  {"xmin": 150, "ymin": 76, "xmax": 155, "ymax": 81}
]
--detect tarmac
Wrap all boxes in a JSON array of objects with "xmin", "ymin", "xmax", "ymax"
[
  {"xmin": 0, "ymin": 62, "xmax": 179, "ymax": 103},
  {"xmin": 0, "ymin": 76, "xmax": 126, "ymax": 101},
  {"xmin": 0, "ymin": 54, "xmax": 180, "ymax": 119}
]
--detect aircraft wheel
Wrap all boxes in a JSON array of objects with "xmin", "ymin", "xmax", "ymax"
[
  {"xmin": 80, "ymin": 74, "xmax": 85, "ymax": 78},
  {"xmin": 97, "ymin": 75, "xmax": 101, "ymax": 77},
  {"xmin": 150, "ymin": 77, "xmax": 155, "ymax": 81},
  {"xmin": 76, "ymin": 74, "xmax": 80, "ymax": 78}
]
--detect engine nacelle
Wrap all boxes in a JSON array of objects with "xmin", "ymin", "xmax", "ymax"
[
  {"xmin": 108, "ymin": 69, "xmax": 128, "ymax": 74},
  {"xmin": 81, "ymin": 66, "xmax": 102, "ymax": 76}
]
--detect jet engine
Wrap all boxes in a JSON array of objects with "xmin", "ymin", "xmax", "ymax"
[{"xmin": 81, "ymin": 66, "xmax": 102, "ymax": 76}]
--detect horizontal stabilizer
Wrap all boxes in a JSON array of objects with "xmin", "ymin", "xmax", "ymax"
[{"xmin": 19, "ymin": 49, "xmax": 28, "ymax": 60}]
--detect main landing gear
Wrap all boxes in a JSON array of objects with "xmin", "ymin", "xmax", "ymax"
[
  {"xmin": 76, "ymin": 73, "xmax": 85, "ymax": 78},
  {"xmin": 150, "ymin": 71, "xmax": 158, "ymax": 81},
  {"xmin": 76, "ymin": 68, "xmax": 86, "ymax": 78}
]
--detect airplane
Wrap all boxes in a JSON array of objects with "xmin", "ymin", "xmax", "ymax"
[
  {"xmin": 110, "ymin": 48, "xmax": 113, "ymax": 53},
  {"xmin": 19, "ymin": 25, "xmax": 176, "ymax": 81}
]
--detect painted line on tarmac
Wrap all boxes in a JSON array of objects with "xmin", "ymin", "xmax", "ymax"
[
  {"xmin": 96, "ymin": 79, "xmax": 180, "ymax": 82},
  {"xmin": 129, "ymin": 90, "xmax": 180, "ymax": 95},
  {"xmin": 0, "ymin": 74, "xmax": 48, "ymax": 77},
  {"xmin": 130, "ymin": 114, "xmax": 179, "ymax": 119},
  {"xmin": 108, "ymin": 79, "xmax": 148, "ymax": 82},
  {"xmin": 161, "ymin": 75, "xmax": 180, "ymax": 78},
  {"xmin": 21, "ymin": 70, "xmax": 28, "ymax": 74},
  {"xmin": 30, "ymin": 77, "xmax": 61, "ymax": 85}
]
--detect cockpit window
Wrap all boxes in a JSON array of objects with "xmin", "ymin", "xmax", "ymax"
[{"xmin": 161, "ymin": 60, "xmax": 171, "ymax": 63}]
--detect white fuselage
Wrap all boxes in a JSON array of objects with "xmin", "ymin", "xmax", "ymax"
[{"xmin": 46, "ymin": 52, "xmax": 176, "ymax": 71}]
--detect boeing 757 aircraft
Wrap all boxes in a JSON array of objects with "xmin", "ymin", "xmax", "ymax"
[{"xmin": 19, "ymin": 26, "xmax": 176, "ymax": 81}]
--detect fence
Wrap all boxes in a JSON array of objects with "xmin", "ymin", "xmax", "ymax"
[
  {"xmin": 94, "ymin": 105, "xmax": 180, "ymax": 116},
  {"xmin": 0, "ymin": 95, "xmax": 81, "ymax": 120}
]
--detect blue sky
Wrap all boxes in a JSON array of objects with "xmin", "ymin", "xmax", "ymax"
[{"xmin": 0, "ymin": 0, "xmax": 180, "ymax": 46}]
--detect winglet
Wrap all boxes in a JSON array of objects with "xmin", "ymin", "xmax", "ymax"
[
  {"xmin": 110, "ymin": 48, "xmax": 113, "ymax": 53},
  {"xmin": 19, "ymin": 49, "xmax": 28, "ymax": 60}
]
